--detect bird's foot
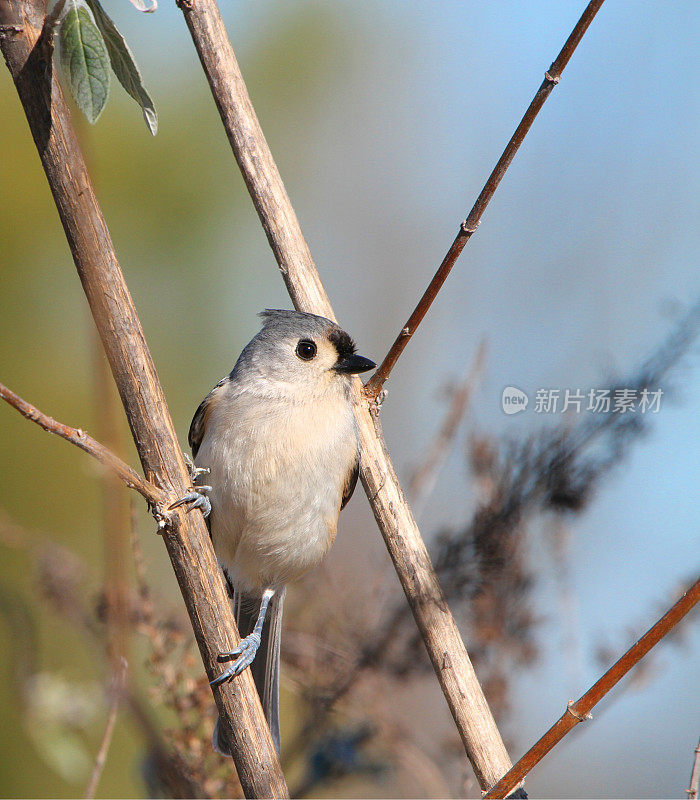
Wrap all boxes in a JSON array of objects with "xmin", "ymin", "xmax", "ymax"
[
  {"xmin": 210, "ymin": 633, "xmax": 262, "ymax": 687},
  {"xmin": 169, "ymin": 485, "xmax": 212, "ymax": 518},
  {"xmin": 170, "ymin": 455, "xmax": 212, "ymax": 516},
  {"xmin": 184, "ymin": 452, "xmax": 210, "ymax": 482}
]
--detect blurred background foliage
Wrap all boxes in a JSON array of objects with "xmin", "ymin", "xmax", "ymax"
[{"xmin": 1, "ymin": 1, "xmax": 698, "ymax": 797}]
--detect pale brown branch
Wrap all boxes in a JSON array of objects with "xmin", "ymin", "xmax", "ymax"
[
  {"xmin": 84, "ymin": 659, "xmax": 128, "ymax": 800},
  {"xmin": 0, "ymin": 2, "xmax": 287, "ymax": 794},
  {"xmin": 178, "ymin": 0, "xmax": 513, "ymax": 789},
  {"xmin": 484, "ymin": 576, "xmax": 700, "ymax": 798},
  {"xmin": 364, "ymin": 0, "xmax": 606, "ymax": 398},
  {"xmin": 0, "ymin": 380, "xmax": 163, "ymax": 508},
  {"xmin": 688, "ymin": 737, "xmax": 700, "ymax": 800}
]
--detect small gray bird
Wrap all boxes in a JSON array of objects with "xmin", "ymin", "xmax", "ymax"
[{"xmin": 174, "ymin": 310, "xmax": 375, "ymax": 755}]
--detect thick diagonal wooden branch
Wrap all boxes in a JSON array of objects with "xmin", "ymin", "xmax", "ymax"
[
  {"xmin": 178, "ymin": 0, "xmax": 513, "ymax": 789},
  {"xmin": 364, "ymin": 0, "xmax": 606, "ymax": 398},
  {"xmin": 0, "ymin": 2, "xmax": 287, "ymax": 795},
  {"xmin": 485, "ymin": 576, "xmax": 700, "ymax": 798}
]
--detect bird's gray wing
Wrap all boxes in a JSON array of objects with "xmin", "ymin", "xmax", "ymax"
[
  {"xmin": 341, "ymin": 454, "xmax": 359, "ymax": 510},
  {"xmin": 188, "ymin": 376, "xmax": 229, "ymax": 458}
]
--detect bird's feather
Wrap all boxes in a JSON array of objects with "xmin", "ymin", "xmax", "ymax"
[
  {"xmin": 188, "ymin": 376, "xmax": 229, "ymax": 458},
  {"xmin": 341, "ymin": 455, "xmax": 359, "ymax": 510}
]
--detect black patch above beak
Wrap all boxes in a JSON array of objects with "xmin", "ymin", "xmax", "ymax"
[{"xmin": 334, "ymin": 354, "xmax": 376, "ymax": 374}]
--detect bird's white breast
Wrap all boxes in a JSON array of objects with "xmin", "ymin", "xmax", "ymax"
[{"xmin": 194, "ymin": 379, "xmax": 358, "ymax": 592}]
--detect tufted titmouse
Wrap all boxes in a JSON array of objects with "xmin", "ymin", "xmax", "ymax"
[{"xmin": 173, "ymin": 310, "xmax": 375, "ymax": 755}]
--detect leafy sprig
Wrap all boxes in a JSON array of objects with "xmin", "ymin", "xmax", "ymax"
[{"xmin": 54, "ymin": 0, "xmax": 157, "ymax": 134}]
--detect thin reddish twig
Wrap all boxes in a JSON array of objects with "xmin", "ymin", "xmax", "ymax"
[
  {"xmin": 484, "ymin": 576, "xmax": 700, "ymax": 798},
  {"xmin": 0, "ymin": 381, "xmax": 163, "ymax": 507},
  {"xmin": 364, "ymin": 0, "xmax": 606, "ymax": 398},
  {"xmin": 687, "ymin": 737, "xmax": 700, "ymax": 800}
]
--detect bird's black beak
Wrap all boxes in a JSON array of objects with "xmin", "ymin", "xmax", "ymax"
[{"xmin": 334, "ymin": 354, "xmax": 376, "ymax": 374}]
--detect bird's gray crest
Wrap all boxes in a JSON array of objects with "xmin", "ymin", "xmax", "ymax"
[
  {"xmin": 257, "ymin": 309, "xmax": 357, "ymax": 357},
  {"xmin": 258, "ymin": 308, "xmax": 337, "ymax": 340}
]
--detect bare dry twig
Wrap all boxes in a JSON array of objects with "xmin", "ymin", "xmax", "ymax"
[
  {"xmin": 364, "ymin": 0, "xmax": 606, "ymax": 398},
  {"xmin": 84, "ymin": 659, "xmax": 128, "ymax": 799},
  {"xmin": 484, "ymin": 577, "xmax": 700, "ymax": 798},
  {"xmin": 177, "ymin": 0, "xmax": 514, "ymax": 788},
  {"xmin": 0, "ymin": 381, "xmax": 163, "ymax": 507}
]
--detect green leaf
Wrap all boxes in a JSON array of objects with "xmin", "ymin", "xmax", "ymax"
[
  {"xmin": 58, "ymin": 0, "xmax": 110, "ymax": 124},
  {"xmin": 126, "ymin": 0, "xmax": 157, "ymax": 12},
  {"xmin": 85, "ymin": 0, "xmax": 158, "ymax": 135}
]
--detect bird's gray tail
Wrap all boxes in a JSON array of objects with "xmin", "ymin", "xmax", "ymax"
[{"xmin": 213, "ymin": 587, "xmax": 285, "ymax": 756}]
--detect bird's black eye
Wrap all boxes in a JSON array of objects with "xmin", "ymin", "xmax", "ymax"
[{"xmin": 295, "ymin": 339, "xmax": 317, "ymax": 361}]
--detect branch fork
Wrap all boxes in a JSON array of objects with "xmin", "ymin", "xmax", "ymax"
[{"xmin": 0, "ymin": 380, "xmax": 211, "ymax": 540}]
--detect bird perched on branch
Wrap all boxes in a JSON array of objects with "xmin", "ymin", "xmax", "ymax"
[{"xmin": 172, "ymin": 309, "xmax": 375, "ymax": 755}]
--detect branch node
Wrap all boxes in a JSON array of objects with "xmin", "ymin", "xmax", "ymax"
[
  {"xmin": 365, "ymin": 387, "xmax": 387, "ymax": 417},
  {"xmin": 150, "ymin": 498, "xmax": 184, "ymax": 534},
  {"xmin": 461, "ymin": 219, "xmax": 479, "ymax": 235},
  {"xmin": 566, "ymin": 700, "xmax": 592, "ymax": 722},
  {"xmin": 544, "ymin": 70, "xmax": 561, "ymax": 85},
  {"xmin": 0, "ymin": 25, "xmax": 23, "ymax": 38}
]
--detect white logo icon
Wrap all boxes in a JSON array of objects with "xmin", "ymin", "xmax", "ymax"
[{"xmin": 502, "ymin": 386, "xmax": 528, "ymax": 414}]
